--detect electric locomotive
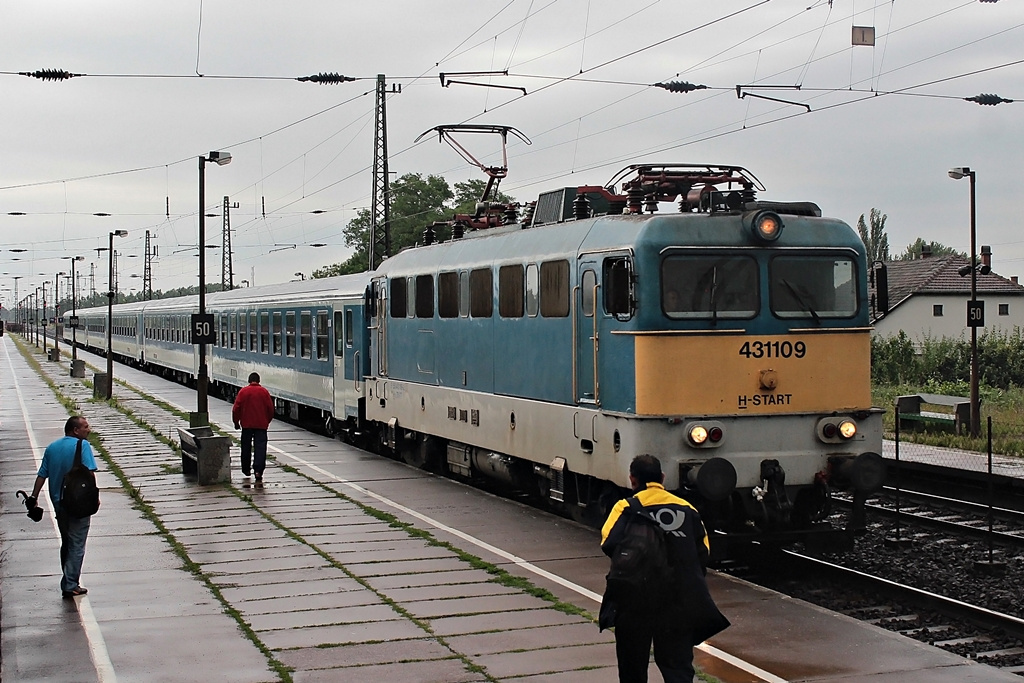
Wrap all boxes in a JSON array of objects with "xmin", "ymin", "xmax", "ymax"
[
  {"xmin": 364, "ymin": 163, "xmax": 884, "ymax": 551},
  {"xmin": 64, "ymin": 163, "xmax": 884, "ymax": 554}
]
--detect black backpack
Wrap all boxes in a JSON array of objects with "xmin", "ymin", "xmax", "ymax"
[
  {"xmin": 607, "ymin": 497, "xmax": 674, "ymax": 593},
  {"xmin": 61, "ymin": 439, "xmax": 100, "ymax": 518}
]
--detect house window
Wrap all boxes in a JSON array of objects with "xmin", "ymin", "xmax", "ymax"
[
  {"xmin": 999, "ymin": 303, "xmax": 1009, "ymax": 316},
  {"xmin": 933, "ymin": 304, "xmax": 943, "ymax": 317}
]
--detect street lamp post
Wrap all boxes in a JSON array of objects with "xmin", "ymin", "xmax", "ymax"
[
  {"xmin": 67, "ymin": 256, "xmax": 85, "ymax": 364},
  {"xmin": 195, "ymin": 150, "xmax": 232, "ymax": 426},
  {"xmin": 34, "ymin": 287, "xmax": 40, "ymax": 347},
  {"xmin": 105, "ymin": 230, "xmax": 129, "ymax": 400},
  {"xmin": 949, "ymin": 166, "xmax": 981, "ymax": 438},
  {"xmin": 53, "ymin": 271, "xmax": 65, "ymax": 359},
  {"xmin": 42, "ymin": 280, "xmax": 51, "ymax": 354}
]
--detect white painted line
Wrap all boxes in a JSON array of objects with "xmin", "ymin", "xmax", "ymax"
[
  {"xmin": 4, "ymin": 339, "xmax": 118, "ymax": 682},
  {"xmin": 113, "ymin": 364, "xmax": 789, "ymax": 683}
]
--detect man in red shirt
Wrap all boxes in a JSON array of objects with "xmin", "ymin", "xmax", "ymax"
[{"xmin": 232, "ymin": 372, "xmax": 275, "ymax": 481}]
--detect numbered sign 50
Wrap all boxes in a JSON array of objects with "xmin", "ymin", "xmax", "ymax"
[{"xmin": 191, "ymin": 313, "xmax": 216, "ymax": 344}]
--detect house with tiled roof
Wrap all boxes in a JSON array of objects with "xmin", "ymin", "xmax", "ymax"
[{"xmin": 870, "ymin": 251, "xmax": 1024, "ymax": 340}]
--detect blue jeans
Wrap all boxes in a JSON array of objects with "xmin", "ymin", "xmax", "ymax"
[
  {"xmin": 56, "ymin": 508, "xmax": 92, "ymax": 593},
  {"xmin": 240, "ymin": 428, "xmax": 268, "ymax": 475}
]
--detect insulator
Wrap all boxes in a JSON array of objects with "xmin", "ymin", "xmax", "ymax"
[
  {"xmin": 503, "ymin": 205, "xmax": 518, "ymax": 225},
  {"xmin": 297, "ymin": 72, "xmax": 355, "ymax": 84},
  {"xmin": 521, "ymin": 201, "xmax": 536, "ymax": 226},
  {"xmin": 607, "ymin": 200, "xmax": 626, "ymax": 216},
  {"xmin": 21, "ymin": 69, "xmax": 80, "ymax": 81},
  {"xmin": 626, "ymin": 186, "xmax": 644, "ymax": 215},
  {"xmin": 452, "ymin": 222, "xmax": 465, "ymax": 240},
  {"xmin": 643, "ymin": 193, "xmax": 659, "ymax": 214},
  {"xmin": 965, "ymin": 93, "xmax": 1012, "ymax": 106},
  {"xmin": 654, "ymin": 81, "xmax": 707, "ymax": 93},
  {"xmin": 423, "ymin": 223, "xmax": 435, "ymax": 246},
  {"xmin": 573, "ymin": 194, "xmax": 591, "ymax": 220}
]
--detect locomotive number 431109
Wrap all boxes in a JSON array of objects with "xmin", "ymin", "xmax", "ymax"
[{"xmin": 738, "ymin": 340, "xmax": 806, "ymax": 359}]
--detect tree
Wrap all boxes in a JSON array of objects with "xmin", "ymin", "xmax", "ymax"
[
  {"xmin": 857, "ymin": 208, "xmax": 890, "ymax": 263},
  {"xmin": 895, "ymin": 238, "xmax": 965, "ymax": 261},
  {"xmin": 313, "ymin": 173, "xmax": 516, "ymax": 278}
]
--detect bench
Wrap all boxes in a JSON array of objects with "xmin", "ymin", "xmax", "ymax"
[
  {"xmin": 176, "ymin": 426, "xmax": 231, "ymax": 485},
  {"xmin": 896, "ymin": 393, "xmax": 976, "ymax": 435}
]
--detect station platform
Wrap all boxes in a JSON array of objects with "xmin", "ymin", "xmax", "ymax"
[{"xmin": 2, "ymin": 334, "xmax": 1018, "ymax": 682}]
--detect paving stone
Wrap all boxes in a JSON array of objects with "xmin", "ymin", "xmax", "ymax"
[
  {"xmin": 219, "ymin": 577, "xmax": 365, "ymax": 602},
  {"xmin": 235, "ymin": 589, "xmax": 383, "ymax": 616},
  {"xmin": 444, "ymin": 622, "xmax": 612, "ymax": 657},
  {"xmin": 259, "ymin": 618, "xmax": 427, "ymax": 650},
  {"xmin": 202, "ymin": 553, "xmax": 331, "ymax": 575},
  {"xmin": 364, "ymin": 568, "xmax": 496, "ymax": 591},
  {"xmin": 429, "ymin": 609, "xmax": 584, "ymax": 637},
  {"xmin": 384, "ymin": 581, "xmax": 519, "ymax": 603},
  {"xmin": 248, "ymin": 602, "xmax": 401, "ymax": 631},
  {"xmin": 344, "ymin": 556, "xmax": 472, "ymax": 577},
  {"xmin": 402, "ymin": 592, "xmax": 556, "ymax": 619},
  {"xmin": 291, "ymin": 658, "xmax": 487, "ymax": 683},
  {"xmin": 472, "ymin": 642, "xmax": 618, "ymax": 679},
  {"xmin": 275, "ymin": 638, "xmax": 454, "ymax": 671}
]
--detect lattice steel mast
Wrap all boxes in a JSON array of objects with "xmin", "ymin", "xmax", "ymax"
[{"xmin": 369, "ymin": 74, "xmax": 399, "ymax": 271}]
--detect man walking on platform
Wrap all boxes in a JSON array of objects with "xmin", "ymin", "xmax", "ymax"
[
  {"xmin": 600, "ymin": 454, "xmax": 729, "ymax": 683},
  {"xmin": 232, "ymin": 372, "xmax": 274, "ymax": 481},
  {"xmin": 29, "ymin": 416, "xmax": 98, "ymax": 599}
]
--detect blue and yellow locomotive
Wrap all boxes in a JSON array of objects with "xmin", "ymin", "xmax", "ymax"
[{"xmin": 66, "ymin": 163, "xmax": 883, "ymax": 551}]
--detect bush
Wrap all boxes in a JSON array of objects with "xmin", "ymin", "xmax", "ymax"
[{"xmin": 872, "ymin": 327, "xmax": 1024, "ymax": 390}]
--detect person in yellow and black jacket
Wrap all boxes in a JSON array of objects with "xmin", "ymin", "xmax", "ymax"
[{"xmin": 600, "ymin": 454, "xmax": 729, "ymax": 683}]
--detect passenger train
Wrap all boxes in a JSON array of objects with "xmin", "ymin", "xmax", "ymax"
[{"xmin": 65, "ymin": 163, "xmax": 885, "ymax": 554}]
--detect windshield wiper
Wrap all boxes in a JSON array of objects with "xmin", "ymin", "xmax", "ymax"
[
  {"xmin": 709, "ymin": 266, "xmax": 719, "ymax": 326},
  {"xmin": 782, "ymin": 278, "xmax": 820, "ymax": 324}
]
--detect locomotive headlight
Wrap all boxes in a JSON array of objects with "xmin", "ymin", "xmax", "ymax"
[
  {"xmin": 817, "ymin": 416, "xmax": 860, "ymax": 443},
  {"xmin": 685, "ymin": 421, "xmax": 725, "ymax": 449},
  {"xmin": 749, "ymin": 210, "xmax": 784, "ymax": 243},
  {"xmin": 689, "ymin": 425, "xmax": 709, "ymax": 445}
]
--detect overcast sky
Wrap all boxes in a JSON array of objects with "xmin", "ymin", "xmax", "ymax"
[{"xmin": 1, "ymin": 0, "xmax": 1020, "ymax": 306}]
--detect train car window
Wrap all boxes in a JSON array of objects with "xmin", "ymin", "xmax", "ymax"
[
  {"xmin": 390, "ymin": 278, "xmax": 408, "ymax": 318},
  {"xmin": 526, "ymin": 264, "xmax": 539, "ymax": 317},
  {"xmin": 249, "ymin": 313, "xmax": 258, "ymax": 352},
  {"xmin": 239, "ymin": 314, "xmax": 247, "ymax": 351},
  {"xmin": 769, "ymin": 255, "xmax": 857, "ymax": 319},
  {"xmin": 499, "ymin": 264, "xmax": 524, "ymax": 318},
  {"xmin": 469, "ymin": 268, "xmax": 493, "ymax": 318},
  {"xmin": 230, "ymin": 313, "xmax": 237, "ymax": 349},
  {"xmin": 540, "ymin": 260, "xmax": 570, "ymax": 317},
  {"xmin": 300, "ymin": 311, "xmax": 312, "ymax": 359},
  {"xmin": 459, "ymin": 271, "xmax": 470, "ymax": 317},
  {"xmin": 345, "ymin": 309, "xmax": 354, "ymax": 346},
  {"xmin": 334, "ymin": 311, "xmax": 345, "ymax": 356},
  {"xmin": 661, "ymin": 255, "xmax": 759, "ymax": 319},
  {"xmin": 415, "ymin": 274, "xmax": 434, "ymax": 318},
  {"xmin": 316, "ymin": 311, "xmax": 329, "ymax": 360},
  {"xmin": 272, "ymin": 312, "xmax": 282, "ymax": 354},
  {"xmin": 438, "ymin": 272, "xmax": 459, "ymax": 318},
  {"xmin": 260, "ymin": 312, "xmax": 269, "ymax": 353},
  {"xmin": 286, "ymin": 312, "xmax": 296, "ymax": 357},
  {"xmin": 581, "ymin": 270, "xmax": 597, "ymax": 317},
  {"xmin": 220, "ymin": 314, "xmax": 228, "ymax": 347}
]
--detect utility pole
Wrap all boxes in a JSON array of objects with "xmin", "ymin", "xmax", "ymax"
[
  {"xmin": 221, "ymin": 196, "xmax": 238, "ymax": 290},
  {"xmin": 369, "ymin": 74, "xmax": 399, "ymax": 271},
  {"xmin": 143, "ymin": 230, "xmax": 154, "ymax": 300}
]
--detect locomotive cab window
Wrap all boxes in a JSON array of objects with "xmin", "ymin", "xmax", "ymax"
[
  {"xmin": 581, "ymin": 269, "xmax": 596, "ymax": 317},
  {"xmin": 604, "ymin": 256, "xmax": 633, "ymax": 319},
  {"xmin": 662, "ymin": 255, "xmax": 758, "ymax": 319},
  {"xmin": 770, "ymin": 255, "xmax": 857, "ymax": 319},
  {"xmin": 525, "ymin": 263, "xmax": 539, "ymax": 317}
]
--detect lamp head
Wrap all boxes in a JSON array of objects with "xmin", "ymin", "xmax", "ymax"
[
  {"xmin": 948, "ymin": 167, "xmax": 970, "ymax": 180},
  {"xmin": 113, "ymin": 230, "xmax": 128, "ymax": 238},
  {"xmin": 207, "ymin": 150, "xmax": 232, "ymax": 166}
]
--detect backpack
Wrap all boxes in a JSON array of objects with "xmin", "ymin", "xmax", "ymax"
[
  {"xmin": 61, "ymin": 439, "xmax": 100, "ymax": 518},
  {"xmin": 606, "ymin": 497, "xmax": 674, "ymax": 593}
]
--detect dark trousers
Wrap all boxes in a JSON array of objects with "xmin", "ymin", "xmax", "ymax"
[
  {"xmin": 614, "ymin": 607, "xmax": 696, "ymax": 683},
  {"xmin": 240, "ymin": 428, "xmax": 268, "ymax": 475},
  {"xmin": 56, "ymin": 508, "xmax": 92, "ymax": 593}
]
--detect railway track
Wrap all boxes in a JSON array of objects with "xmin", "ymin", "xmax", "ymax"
[{"xmin": 729, "ymin": 486, "xmax": 1024, "ymax": 676}]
